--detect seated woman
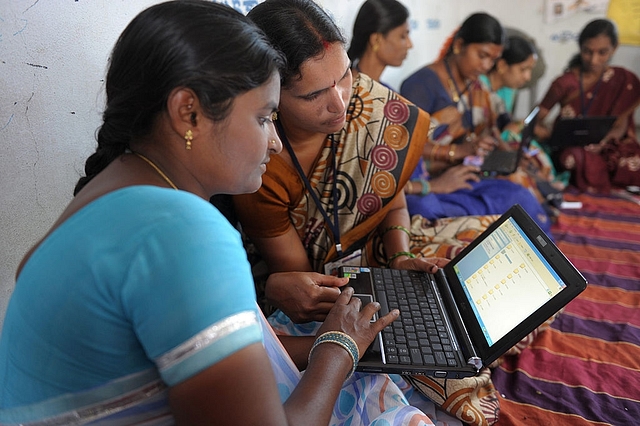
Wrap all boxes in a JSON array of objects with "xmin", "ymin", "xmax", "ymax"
[
  {"xmin": 480, "ymin": 35, "xmax": 566, "ymax": 214},
  {"xmin": 234, "ymin": 1, "xmax": 500, "ymax": 425},
  {"xmin": 480, "ymin": 35, "xmax": 539, "ymax": 136},
  {"xmin": 400, "ymin": 13, "xmax": 551, "ymax": 233},
  {"xmin": 0, "ymin": 2, "xmax": 400, "ymax": 425},
  {"xmin": 346, "ymin": 0, "xmax": 413, "ymax": 90},
  {"xmin": 535, "ymin": 18, "xmax": 640, "ymax": 194}
]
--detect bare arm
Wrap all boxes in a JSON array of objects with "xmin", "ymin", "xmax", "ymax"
[
  {"xmin": 169, "ymin": 288, "xmax": 400, "ymax": 426},
  {"xmin": 378, "ymin": 193, "xmax": 447, "ymax": 272}
]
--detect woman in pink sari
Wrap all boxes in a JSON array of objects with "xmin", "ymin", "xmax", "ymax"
[{"xmin": 536, "ymin": 19, "xmax": 640, "ymax": 193}]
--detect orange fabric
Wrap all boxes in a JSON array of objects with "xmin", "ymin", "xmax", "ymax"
[{"xmin": 234, "ymin": 74, "xmax": 430, "ymax": 271}]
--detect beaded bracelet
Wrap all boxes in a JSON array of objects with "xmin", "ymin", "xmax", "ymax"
[
  {"xmin": 386, "ymin": 250, "xmax": 416, "ymax": 266},
  {"xmin": 308, "ymin": 331, "xmax": 359, "ymax": 380},
  {"xmin": 382, "ymin": 225, "xmax": 411, "ymax": 238}
]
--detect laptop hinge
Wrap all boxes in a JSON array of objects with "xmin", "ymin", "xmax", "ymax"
[{"xmin": 433, "ymin": 269, "xmax": 481, "ymax": 368}]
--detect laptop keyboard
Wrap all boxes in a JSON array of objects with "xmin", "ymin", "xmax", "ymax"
[{"xmin": 372, "ymin": 268, "xmax": 460, "ymax": 367}]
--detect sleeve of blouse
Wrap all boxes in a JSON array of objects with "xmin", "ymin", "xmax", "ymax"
[
  {"xmin": 539, "ymin": 75, "xmax": 566, "ymax": 111},
  {"xmin": 122, "ymin": 193, "xmax": 262, "ymax": 387},
  {"xmin": 401, "ymin": 69, "xmax": 438, "ymax": 113}
]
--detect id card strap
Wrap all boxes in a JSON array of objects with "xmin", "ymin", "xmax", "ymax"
[{"xmin": 276, "ymin": 120, "xmax": 343, "ymax": 255}]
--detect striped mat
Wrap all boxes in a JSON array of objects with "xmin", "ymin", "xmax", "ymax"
[{"xmin": 493, "ymin": 191, "xmax": 640, "ymax": 426}]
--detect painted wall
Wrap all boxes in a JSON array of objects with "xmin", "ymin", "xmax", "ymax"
[{"xmin": 1, "ymin": 0, "xmax": 638, "ymax": 330}]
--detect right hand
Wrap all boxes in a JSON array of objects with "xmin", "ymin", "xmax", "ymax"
[
  {"xmin": 316, "ymin": 287, "xmax": 400, "ymax": 358},
  {"xmin": 265, "ymin": 271, "xmax": 349, "ymax": 323},
  {"xmin": 534, "ymin": 122, "xmax": 551, "ymax": 141},
  {"xmin": 430, "ymin": 164, "xmax": 480, "ymax": 193}
]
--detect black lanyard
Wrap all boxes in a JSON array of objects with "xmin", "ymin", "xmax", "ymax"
[
  {"xmin": 444, "ymin": 59, "xmax": 474, "ymax": 131},
  {"xmin": 276, "ymin": 119, "xmax": 343, "ymax": 256},
  {"xmin": 579, "ymin": 70, "xmax": 603, "ymax": 117}
]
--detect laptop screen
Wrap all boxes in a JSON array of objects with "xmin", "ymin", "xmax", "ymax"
[{"xmin": 451, "ymin": 217, "xmax": 567, "ymax": 346}]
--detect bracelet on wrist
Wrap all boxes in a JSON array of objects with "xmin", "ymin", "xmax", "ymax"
[
  {"xmin": 382, "ymin": 225, "xmax": 411, "ymax": 238},
  {"xmin": 410, "ymin": 179, "xmax": 430, "ymax": 196},
  {"xmin": 386, "ymin": 250, "xmax": 416, "ymax": 267},
  {"xmin": 308, "ymin": 331, "xmax": 359, "ymax": 380}
]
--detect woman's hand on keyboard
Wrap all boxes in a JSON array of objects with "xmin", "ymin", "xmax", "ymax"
[
  {"xmin": 266, "ymin": 272, "xmax": 349, "ymax": 323},
  {"xmin": 318, "ymin": 287, "xmax": 400, "ymax": 359}
]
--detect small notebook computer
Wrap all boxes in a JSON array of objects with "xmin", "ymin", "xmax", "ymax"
[
  {"xmin": 480, "ymin": 106, "xmax": 539, "ymax": 177},
  {"xmin": 340, "ymin": 204, "xmax": 587, "ymax": 379},
  {"xmin": 545, "ymin": 116, "xmax": 616, "ymax": 150}
]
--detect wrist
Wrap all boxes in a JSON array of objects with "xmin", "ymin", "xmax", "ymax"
[
  {"xmin": 386, "ymin": 250, "xmax": 416, "ymax": 267},
  {"xmin": 308, "ymin": 331, "xmax": 359, "ymax": 380},
  {"xmin": 407, "ymin": 179, "xmax": 430, "ymax": 196}
]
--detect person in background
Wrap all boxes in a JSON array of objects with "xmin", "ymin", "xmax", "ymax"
[
  {"xmin": 536, "ymin": 18, "xmax": 640, "ymax": 194},
  {"xmin": 347, "ymin": 0, "xmax": 413, "ymax": 89},
  {"xmin": 400, "ymin": 13, "xmax": 551, "ymax": 233},
  {"xmin": 480, "ymin": 35, "xmax": 566, "ymax": 214},
  {"xmin": 0, "ymin": 2, "xmax": 399, "ymax": 425},
  {"xmin": 480, "ymin": 35, "xmax": 538, "ymax": 135}
]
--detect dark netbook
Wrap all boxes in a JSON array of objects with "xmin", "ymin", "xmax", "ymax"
[
  {"xmin": 545, "ymin": 116, "xmax": 616, "ymax": 150},
  {"xmin": 341, "ymin": 204, "xmax": 587, "ymax": 379},
  {"xmin": 480, "ymin": 106, "xmax": 539, "ymax": 177}
]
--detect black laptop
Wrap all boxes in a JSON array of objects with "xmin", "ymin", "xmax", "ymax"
[
  {"xmin": 340, "ymin": 204, "xmax": 587, "ymax": 379},
  {"xmin": 480, "ymin": 106, "xmax": 539, "ymax": 177},
  {"xmin": 545, "ymin": 116, "xmax": 616, "ymax": 150}
]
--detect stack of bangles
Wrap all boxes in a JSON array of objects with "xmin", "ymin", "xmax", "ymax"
[
  {"xmin": 429, "ymin": 143, "xmax": 457, "ymax": 164},
  {"xmin": 308, "ymin": 331, "xmax": 360, "ymax": 380}
]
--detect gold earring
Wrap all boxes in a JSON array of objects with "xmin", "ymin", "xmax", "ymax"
[
  {"xmin": 373, "ymin": 44, "xmax": 379, "ymax": 52},
  {"xmin": 453, "ymin": 47, "xmax": 460, "ymax": 55},
  {"xmin": 184, "ymin": 129, "xmax": 193, "ymax": 150}
]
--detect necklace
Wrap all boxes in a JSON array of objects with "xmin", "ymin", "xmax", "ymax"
[
  {"xmin": 133, "ymin": 152, "xmax": 178, "ymax": 190},
  {"xmin": 443, "ymin": 58, "xmax": 474, "ymax": 133}
]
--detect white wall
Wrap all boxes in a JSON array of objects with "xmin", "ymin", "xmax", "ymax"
[{"xmin": 1, "ymin": 0, "xmax": 638, "ymax": 330}]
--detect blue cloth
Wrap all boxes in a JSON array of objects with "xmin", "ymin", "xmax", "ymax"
[
  {"xmin": 401, "ymin": 68, "xmax": 551, "ymax": 234},
  {"xmin": 0, "ymin": 186, "xmax": 261, "ymax": 424},
  {"xmin": 406, "ymin": 171, "xmax": 551, "ymax": 234}
]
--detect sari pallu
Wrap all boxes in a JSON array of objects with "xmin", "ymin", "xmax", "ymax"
[
  {"xmin": 235, "ymin": 73, "xmax": 430, "ymax": 272},
  {"xmin": 540, "ymin": 66, "xmax": 640, "ymax": 193}
]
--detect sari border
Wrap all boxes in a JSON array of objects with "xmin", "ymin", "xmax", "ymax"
[{"xmin": 155, "ymin": 310, "xmax": 259, "ymax": 371}]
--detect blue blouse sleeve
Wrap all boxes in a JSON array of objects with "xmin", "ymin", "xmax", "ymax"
[
  {"xmin": 122, "ymin": 192, "xmax": 261, "ymax": 386},
  {"xmin": 400, "ymin": 67, "xmax": 454, "ymax": 114}
]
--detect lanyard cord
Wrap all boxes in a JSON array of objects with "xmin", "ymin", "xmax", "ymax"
[
  {"xmin": 444, "ymin": 58, "xmax": 474, "ymax": 131},
  {"xmin": 276, "ymin": 119, "xmax": 343, "ymax": 255},
  {"xmin": 579, "ymin": 70, "xmax": 603, "ymax": 117}
]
